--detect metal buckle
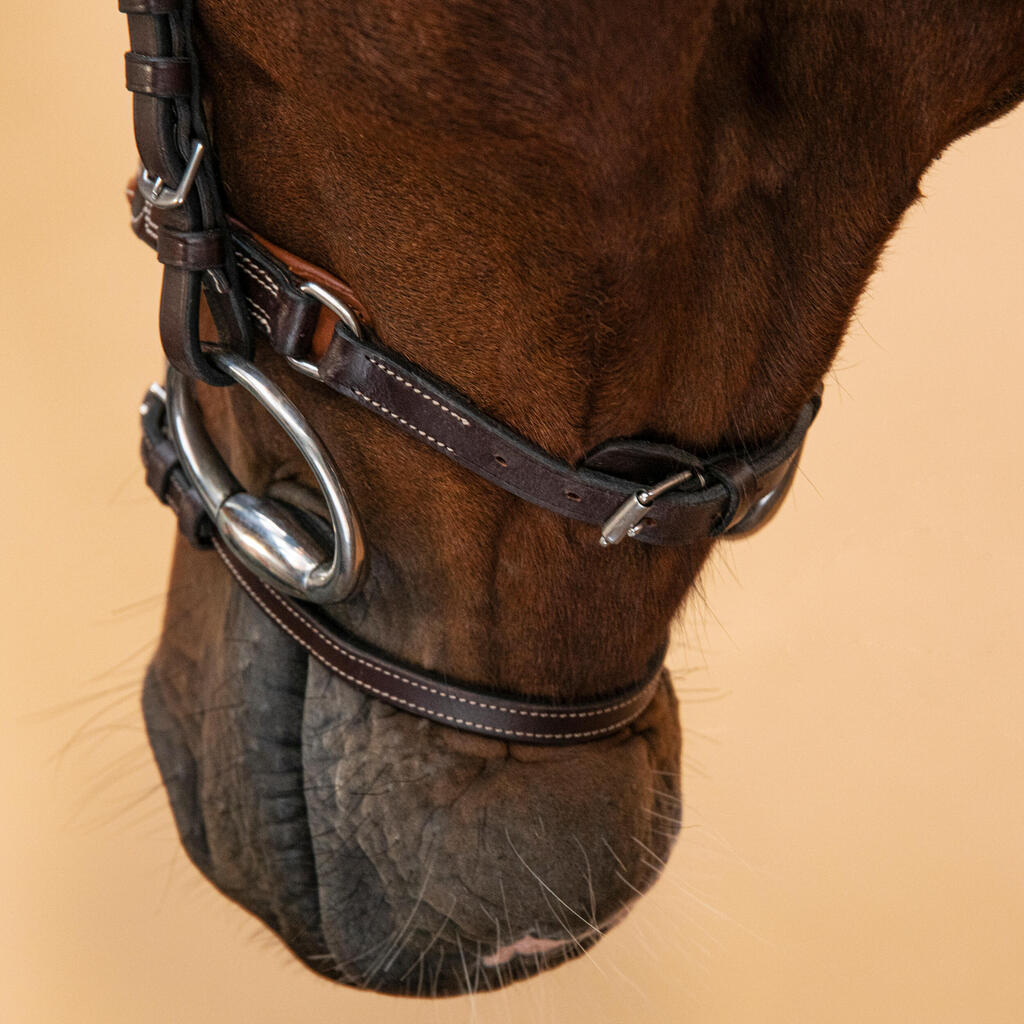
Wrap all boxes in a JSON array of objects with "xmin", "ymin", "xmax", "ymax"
[
  {"xmin": 137, "ymin": 140, "xmax": 205, "ymax": 210},
  {"xmin": 166, "ymin": 349, "xmax": 366, "ymax": 603},
  {"xmin": 285, "ymin": 281, "xmax": 362, "ymax": 380},
  {"xmin": 599, "ymin": 468, "xmax": 706, "ymax": 547}
]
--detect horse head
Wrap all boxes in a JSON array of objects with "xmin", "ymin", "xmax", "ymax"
[{"xmin": 133, "ymin": 0, "xmax": 1024, "ymax": 995}]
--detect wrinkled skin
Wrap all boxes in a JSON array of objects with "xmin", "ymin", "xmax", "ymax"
[
  {"xmin": 147, "ymin": 545, "xmax": 681, "ymax": 993},
  {"xmin": 141, "ymin": 0, "xmax": 1024, "ymax": 996}
]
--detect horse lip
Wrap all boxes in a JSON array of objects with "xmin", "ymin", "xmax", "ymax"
[
  {"xmin": 480, "ymin": 900, "xmax": 637, "ymax": 968},
  {"xmin": 141, "ymin": 605, "xmax": 334, "ymax": 971}
]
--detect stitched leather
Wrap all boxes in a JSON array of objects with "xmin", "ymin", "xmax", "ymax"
[
  {"xmin": 124, "ymin": 0, "xmax": 250, "ymax": 384},
  {"xmin": 128, "ymin": 185, "xmax": 821, "ymax": 547},
  {"xmin": 215, "ymin": 537, "xmax": 665, "ymax": 744},
  {"xmin": 138, "ymin": 385, "xmax": 662, "ymax": 743}
]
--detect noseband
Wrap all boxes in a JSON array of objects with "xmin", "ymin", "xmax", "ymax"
[{"xmin": 122, "ymin": 0, "xmax": 821, "ymax": 744}]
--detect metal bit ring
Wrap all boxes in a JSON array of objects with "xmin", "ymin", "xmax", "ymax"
[{"xmin": 166, "ymin": 350, "xmax": 366, "ymax": 604}]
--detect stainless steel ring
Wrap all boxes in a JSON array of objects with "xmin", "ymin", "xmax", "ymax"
[{"xmin": 166, "ymin": 349, "xmax": 366, "ymax": 604}]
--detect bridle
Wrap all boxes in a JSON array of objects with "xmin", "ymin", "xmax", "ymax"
[{"xmin": 122, "ymin": 0, "xmax": 822, "ymax": 744}]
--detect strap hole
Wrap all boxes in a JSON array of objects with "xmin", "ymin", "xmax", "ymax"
[
  {"xmin": 493, "ymin": 454, "xmax": 508, "ymax": 467},
  {"xmin": 565, "ymin": 490, "xmax": 582, "ymax": 502}
]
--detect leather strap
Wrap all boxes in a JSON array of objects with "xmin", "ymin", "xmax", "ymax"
[
  {"xmin": 215, "ymin": 537, "xmax": 665, "ymax": 744},
  {"xmin": 123, "ymin": 0, "xmax": 250, "ymax": 384},
  {"xmin": 129, "ymin": 185, "xmax": 821, "ymax": 547},
  {"xmin": 140, "ymin": 382, "xmax": 662, "ymax": 743}
]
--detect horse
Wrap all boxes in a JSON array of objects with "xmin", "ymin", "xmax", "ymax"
[{"xmin": 127, "ymin": 0, "xmax": 1024, "ymax": 996}]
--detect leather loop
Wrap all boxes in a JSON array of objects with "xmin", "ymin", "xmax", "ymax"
[
  {"xmin": 705, "ymin": 456, "xmax": 760, "ymax": 534},
  {"xmin": 158, "ymin": 264, "xmax": 233, "ymax": 385},
  {"xmin": 157, "ymin": 228, "xmax": 224, "ymax": 270},
  {"xmin": 129, "ymin": 184, "xmax": 822, "ymax": 543},
  {"xmin": 119, "ymin": 0, "xmax": 182, "ymax": 11},
  {"xmin": 583, "ymin": 438, "xmax": 705, "ymax": 486},
  {"xmin": 124, "ymin": 53, "xmax": 191, "ymax": 96}
]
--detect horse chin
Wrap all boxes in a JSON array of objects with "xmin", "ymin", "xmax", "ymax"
[{"xmin": 143, "ymin": 571, "xmax": 682, "ymax": 995}]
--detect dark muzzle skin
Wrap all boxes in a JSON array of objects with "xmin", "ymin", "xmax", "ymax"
[{"xmin": 143, "ymin": 542, "xmax": 682, "ymax": 996}]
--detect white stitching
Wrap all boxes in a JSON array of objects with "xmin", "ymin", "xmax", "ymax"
[
  {"xmin": 235, "ymin": 251, "xmax": 279, "ymax": 297},
  {"xmin": 132, "ymin": 201, "xmax": 158, "ymax": 242},
  {"xmin": 244, "ymin": 296, "xmax": 272, "ymax": 335},
  {"xmin": 214, "ymin": 541, "xmax": 655, "ymax": 733},
  {"xmin": 367, "ymin": 357, "xmax": 470, "ymax": 427},
  {"xmin": 352, "ymin": 389, "xmax": 456, "ymax": 455}
]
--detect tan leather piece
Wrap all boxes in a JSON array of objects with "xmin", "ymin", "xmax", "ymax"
[
  {"xmin": 129, "ymin": 181, "xmax": 821, "ymax": 547},
  {"xmin": 225, "ymin": 215, "xmax": 372, "ymax": 359},
  {"xmin": 129, "ymin": 178, "xmax": 370, "ymax": 361}
]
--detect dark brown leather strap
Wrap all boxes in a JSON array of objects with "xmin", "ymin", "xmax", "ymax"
[
  {"xmin": 129, "ymin": 185, "xmax": 821, "ymax": 547},
  {"xmin": 213, "ymin": 536, "xmax": 664, "ymax": 744},
  {"xmin": 140, "ymin": 383, "xmax": 662, "ymax": 743},
  {"xmin": 123, "ymin": 0, "xmax": 250, "ymax": 384},
  {"xmin": 316, "ymin": 328, "xmax": 818, "ymax": 545}
]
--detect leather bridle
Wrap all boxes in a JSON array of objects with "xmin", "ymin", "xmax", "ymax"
[{"xmin": 122, "ymin": 0, "xmax": 822, "ymax": 744}]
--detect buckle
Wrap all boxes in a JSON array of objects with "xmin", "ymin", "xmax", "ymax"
[
  {"xmin": 165, "ymin": 349, "xmax": 366, "ymax": 603},
  {"xmin": 137, "ymin": 140, "xmax": 205, "ymax": 209},
  {"xmin": 599, "ymin": 468, "xmax": 706, "ymax": 547},
  {"xmin": 285, "ymin": 281, "xmax": 363, "ymax": 380}
]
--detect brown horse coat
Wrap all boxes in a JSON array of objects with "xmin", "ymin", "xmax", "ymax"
[{"xmin": 141, "ymin": 1, "xmax": 1024, "ymax": 995}]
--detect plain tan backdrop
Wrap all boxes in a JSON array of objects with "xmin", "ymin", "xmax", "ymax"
[{"xmin": 3, "ymin": 5, "xmax": 1023, "ymax": 1023}]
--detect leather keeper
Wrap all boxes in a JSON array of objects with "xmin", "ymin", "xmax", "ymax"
[
  {"xmin": 125, "ymin": 53, "xmax": 191, "ymax": 97},
  {"xmin": 583, "ymin": 438, "xmax": 705, "ymax": 486},
  {"xmin": 158, "ymin": 229, "xmax": 225, "ymax": 271},
  {"xmin": 118, "ymin": 0, "xmax": 182, "ymax": 12},
  {"xmin": 705, "ymin": 456, "xmax": 760, "ymax": 534}
]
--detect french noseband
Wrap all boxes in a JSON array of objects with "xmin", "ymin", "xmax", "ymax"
[{"xmin": 122, "ymin": 0, "xmax": 821, "ymax": 744}]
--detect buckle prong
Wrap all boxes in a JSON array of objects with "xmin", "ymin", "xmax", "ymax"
[
  {"xmin": 599, "ymin": 468, "xmax": 705, "ymax": 547},
  {"xmin": 138, "ymin": 140, "xmax": 205, "ymax": 209}
]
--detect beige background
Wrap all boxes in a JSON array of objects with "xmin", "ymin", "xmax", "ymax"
[{"xmin": 3, "ymin": 6, "xmax": 1023, "ymax": 1023}]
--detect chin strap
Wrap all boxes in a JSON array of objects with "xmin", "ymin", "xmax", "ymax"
[{"xmin": 215, "ymin": 537, "xmax": 666, "ymax": 744}]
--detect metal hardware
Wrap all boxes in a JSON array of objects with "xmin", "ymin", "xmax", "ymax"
[
  {"xmin": 285, "ymin": 281, "xmax": 363, "ymax": 380},
  {"xmin": 140, "ymin": 381, "xmax": 167, "ymax": 426},
  {"xmin": 599, "ymin": 469, "xmax": 706, "ymax": 547},
  {"xmin": 166, "ymin": 349, "xmax": 366, "ymax": 603},
  {"xmin": 137, "ymin": 140, "xmax": 205, "ymax": 209}
]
